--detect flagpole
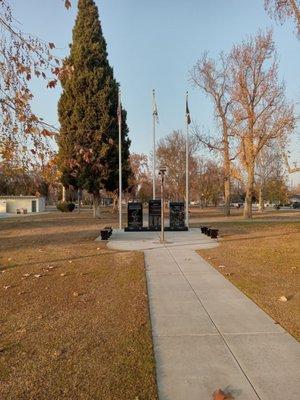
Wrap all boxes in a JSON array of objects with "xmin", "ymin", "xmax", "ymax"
[
  {"xmin": 185, "ymin": 91, "xmax": 189, "ymax": 229},
  {"xmin": 118, "ymin": 89, "xmax": 122, "ymax": 230},
  {"xmin": 152, "ymin": 89, "xmax": 156, "ymax": 200}
]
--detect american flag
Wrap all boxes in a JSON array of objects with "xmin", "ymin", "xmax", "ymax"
[{"xmin": 186, "ymin": 92, "xmax": 191, "ymax": 125}]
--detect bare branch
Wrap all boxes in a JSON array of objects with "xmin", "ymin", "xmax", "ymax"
[
  {"xmin": 265, "ymin": 0, "xmax": 300, "ymax": 38},
  {"xmin": 229, "ymin": 30, "xmax": 295, "ymax": 217}
]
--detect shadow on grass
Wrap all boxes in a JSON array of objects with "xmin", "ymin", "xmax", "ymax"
[
  {"xmin": 1, "ymin": 229, "xmax": 103, "ymax": 250},
  {"xmin": 0, "ymin": 249, "xmax": 128, "ymax": 270},
  {"xmin": 0, "ymin": 215, "xmax": 109, "ymax": 232},
  {"xmin": 219, "ymin": 231, "xmax": 296, "ymax": 243}
]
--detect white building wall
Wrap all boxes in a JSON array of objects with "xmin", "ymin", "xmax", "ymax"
[
  {"xmin": 0, "ymin": 197, "xmax": 46, "ymax": 213},
  {"xmin": 0, "ymin": 201, "xmax": 6, "ymax": 213},
  {"xmin": 6, "ymin": 199, "xmax": 32, "ymax": 213}
]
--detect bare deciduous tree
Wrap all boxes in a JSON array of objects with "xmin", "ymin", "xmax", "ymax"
[
  {"xmin": 129, "ymin": 153, "xmax": 151, "ymax": 197},
  {"xmin": 156, "ymin": 130, "xmax": 198, "ymax": 201},
  {"xmin": 255, "ymin": 143, "xmax": 285, "ymax": 211},
  {"xmin": 190, "ymin": 52, "xmax": 236, "ymax": 216},
  {"xmin": 283, "ymin": 152, "xmax": 300, "ymax": 172},
  {"xmin": 265, "ymin": 0, "xmax": 300, "ymax": 37},
  {"xmin": 230, "ymin": 30, "xmax": 295, "ymax": 218},
  {"xmin": 194, "ymin": 158, "xmax": 223, "ymax": 207}
]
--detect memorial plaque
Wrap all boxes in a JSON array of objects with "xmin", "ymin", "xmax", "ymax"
[
  {"xmin": 127, "ymin": 202, "xmax": 143, "ymax": 229},
  {"xmin": 169, "ymin": 202, "xmax": 185, "ymax": 230},
  {"xmin": 149, "ymin": 199, "xmax": 161, "ymax": 230}
]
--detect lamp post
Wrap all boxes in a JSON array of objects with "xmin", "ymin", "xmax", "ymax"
[{"xmin": 159, "ymin": 166, "xmax": 166, "ymax": 244}]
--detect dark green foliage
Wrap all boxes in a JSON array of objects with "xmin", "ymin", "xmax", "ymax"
[
  {"xmin": 57, "ymin": 201, "xmax": 75, "ymax": 212},
  {"xmin": 57, "ymin": 0, "xmax": 131, "ymax": 196}
]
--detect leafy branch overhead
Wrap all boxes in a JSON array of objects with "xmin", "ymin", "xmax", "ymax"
[
  {"xmin": 0, "ymin": 1, "xmax": 53, "ymax": 167},
  {"xmin": 0, "ymin": 0, "xmax": 73, "ymax": 171}
]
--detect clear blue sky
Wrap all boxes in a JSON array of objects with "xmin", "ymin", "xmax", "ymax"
[{"xmin": 12, "ymin": 0, "xmax": 300, "ymax": 184}]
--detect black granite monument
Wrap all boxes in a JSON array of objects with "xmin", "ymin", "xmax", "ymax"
[
  {"xmin": 126, "ymin": 202, "xmax": 143, "ymax": 230},
  {"xmin": 169, "ymin": 202, "xmax": 186, "ymax": 230},
  {"xmin": 124, "ymin": 200, "xmax": 188, "ymax": 232},
  {"xmin": 149, "ymin": 199, "xmax": 161, "ymax": 230}
]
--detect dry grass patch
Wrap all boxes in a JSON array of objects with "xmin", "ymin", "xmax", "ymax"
[
  {"xmin": 198, "ymin": 221, "xmax": 300, "ymax": 341},
  {"xmin": 0, "ymin": 211, "xmax": 157, "ymax": 400},
  {"xmin": 190, "ymin": 206, "xmax": 300, "ymax": 222}
]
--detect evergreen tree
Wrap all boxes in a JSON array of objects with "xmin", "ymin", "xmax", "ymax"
[{"xmin": 57, "ymin": 0, "xmax": 131, "ymax": 217}]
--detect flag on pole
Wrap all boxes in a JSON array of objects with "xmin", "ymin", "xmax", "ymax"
[
  {"xmin": 153, "ymin": 89, "xmax": 159, "ymax": 123},
  {"xmin": 185, "ymin": 91, "xmax": 190, "ymax": 229},
  {"xmin": 118, "ymin": 89, "xmax": 122, "ymax": 229},
  {"xmin": 186, "ymin": 92, "xmax": 191, "ymax": 125}
]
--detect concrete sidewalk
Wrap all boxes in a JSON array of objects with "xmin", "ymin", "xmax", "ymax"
[{"xmin": 106, "ymin": 229, "xmax": 300, "ymax": 400}]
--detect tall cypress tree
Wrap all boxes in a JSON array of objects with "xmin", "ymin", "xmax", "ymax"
[{"xmin": 57, "ymin": 0, "xmax": 131, "ymax": 217}]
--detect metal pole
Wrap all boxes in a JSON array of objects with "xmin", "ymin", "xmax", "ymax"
[
  {"xmin": 160, "ymin": 173, "xmax": 165, "ymax": 243},
  {"xmin": 152, "ymin": 89, "xmax": 156, "ymax": 200},
  {"xmin": 118, "ymin": 89, "xmax": 122, "ymax": 230},
  {"xmin": 185, "ymin": 97, "xmax": 189, "ymax": 229}
]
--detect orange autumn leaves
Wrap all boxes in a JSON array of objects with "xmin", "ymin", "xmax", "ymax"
[
  {"xmin": 0, "ymin": 0, "xmax": 72, "ymax": 172},
  {"xmin": 213, "ymin": 389, "xmax": 234, "ymax": 400}
]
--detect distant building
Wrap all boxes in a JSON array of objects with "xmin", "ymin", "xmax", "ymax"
[
  {"xmin": 289, "ymin": 194, "xmax": 300, "ymax": 204},
  {"xmin": 0, "ymin": 196, "xmax": 46, "ymax": 214},
  {"xmin": 0, "ymin": 200, "xmax": 6, "ymax": 213},
  {"xmin": 101, "ymin": 197, "xmax": 113, "ymax": 206}
]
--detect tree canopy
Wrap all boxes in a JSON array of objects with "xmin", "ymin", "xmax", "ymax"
[{"xmin": 57, "ymin": 0, "xmax": 131, "ymax": 215}]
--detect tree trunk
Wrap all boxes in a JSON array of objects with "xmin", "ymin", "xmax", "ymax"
[
  {"xmin": 258, "ymin": 185, "xmax": 264, "ymax": 212},
  {"xmin": 77, "ymin": 189, "xmax": 81, "ymax": 213},
  {"xmin": 224, "ymin": 176, "xmax": 231, "ymax": 216},
  {"xmin": 113, "ymin": 198, "xmax": 117, "ymax": 213},
  {"xmin": 112, "ymin": 192, "xmax": 118, "ymax": 214},
  {"xmin": 223, "ymin": 141, "xmax": 231, "ymax": 217},
  {"xmin": 244, "ymin": 191, "xmax": 252, "ymax": 219},
  {"xmin": 93, "ymin": 192, "xmax": 101, "ymax": 218},
  {"xmin": 244, "ymin": 166, "xmax": 254, "ymax": 219},
  {"xmin": 62, "ymin": 186, "xmax": 66, "ymax": 202}
]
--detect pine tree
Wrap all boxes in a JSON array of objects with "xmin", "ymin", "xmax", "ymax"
[{"xmin": 57, "ymin": 0, "xmax": 131, "ymax": 217}]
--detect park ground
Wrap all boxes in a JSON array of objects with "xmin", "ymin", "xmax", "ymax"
[
  {"xmin": 0, "ymin": 210, "xmax": 157, "ymax": 400},
  {"xmin": 0, "ymin": 207, "xmax": 299, "ymax": 399}
]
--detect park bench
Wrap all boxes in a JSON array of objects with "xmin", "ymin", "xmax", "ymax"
[{"xmin": 100, "ymin": 226, "xmax": 113, "ymax": 240}]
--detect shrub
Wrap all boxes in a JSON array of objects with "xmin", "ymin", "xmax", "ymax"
[{"xmin": 57, "ymin": 201, "xmax": 75, "ymax": 212}]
